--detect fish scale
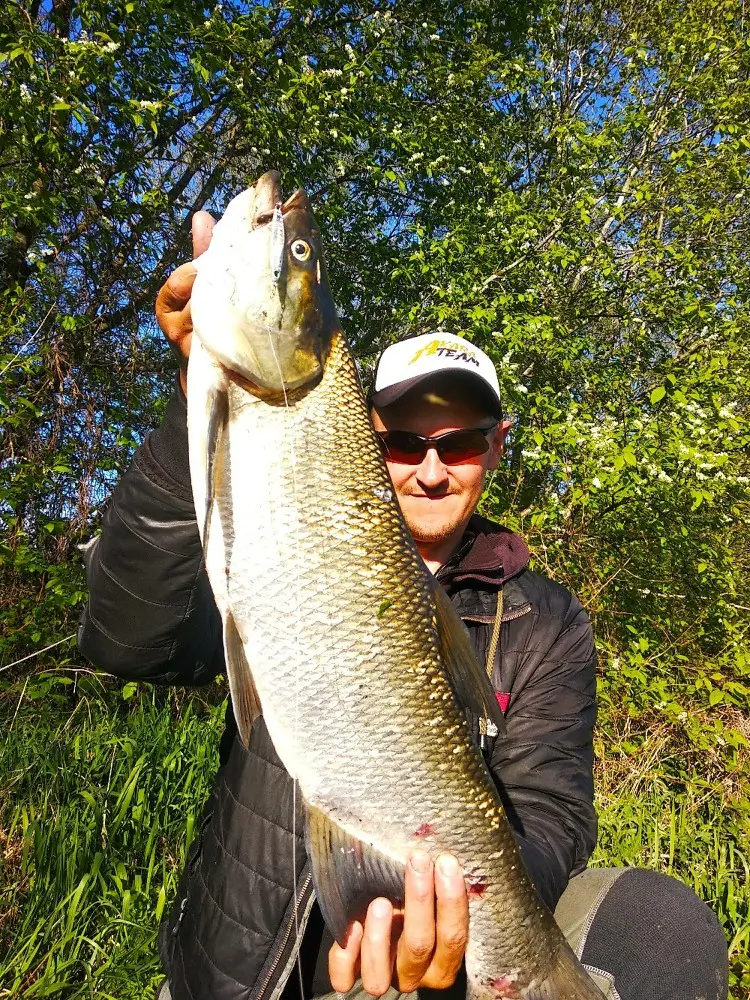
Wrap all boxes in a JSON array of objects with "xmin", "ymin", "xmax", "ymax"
[{"xmin": 187, "ymin": 172, "xmax": 604, "ymax": 999}]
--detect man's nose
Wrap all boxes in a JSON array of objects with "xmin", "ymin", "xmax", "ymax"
[{"xmin": 415, "ymin": 447, "xmax": 449, "ymax": 489}]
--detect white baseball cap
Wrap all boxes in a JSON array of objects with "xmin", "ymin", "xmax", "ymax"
[{"xmin": 371, "ymin": 332, "xmax": 502, "ymax": 418}]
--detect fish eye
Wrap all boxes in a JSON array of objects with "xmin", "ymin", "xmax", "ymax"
[{"xmin": 290, "ymin": 239, "xmax": 312, "ymax": 262}]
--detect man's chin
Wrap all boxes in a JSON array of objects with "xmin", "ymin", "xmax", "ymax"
[
  {"xmin": 401, "ymin": 496, "xmax": 470, "ymax": 544},
  {"xmin": 405, "ymin": 513, "xmax": 462, "ymax": 546}
]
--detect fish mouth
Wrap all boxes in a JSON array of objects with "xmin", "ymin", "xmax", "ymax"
[
  {"xmin": 251, "ymin": 170, "xmax": 313, "ymax": 228},
  {"xmin": 221, "ymin": 362, "xmax": 322, "ymax": 404}
]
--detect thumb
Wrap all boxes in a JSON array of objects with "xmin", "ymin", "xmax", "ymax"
[{"xmin": 192, "ymin": 210, "xmax": 216, "ymax": 259}]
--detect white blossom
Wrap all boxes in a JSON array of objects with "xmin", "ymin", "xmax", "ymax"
[{"xmin": 19, "ymin": 83, "xmax": 32, "ymax": 102}]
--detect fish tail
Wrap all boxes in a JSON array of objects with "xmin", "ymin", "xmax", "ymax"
[
  {"xmin": 469, "ymin": 944, "xmax": 605, "ymax": 999},
  {"xmin": 525, "ymin": 951, "xmax": 606, "ymax": 998}
]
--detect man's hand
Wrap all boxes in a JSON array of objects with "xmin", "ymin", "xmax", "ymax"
[
  {"xmin": 328, "ymin": 851, "xmax": 468, "ymax": 998},
  {"xmin": 155, "ymin": 210, "xmax": 215, "ymax": 393}
]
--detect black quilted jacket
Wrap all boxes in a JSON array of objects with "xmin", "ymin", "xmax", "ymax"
[{"xmin": 78, "ymin": 382, "xmax": 597, "ymax": 1000}]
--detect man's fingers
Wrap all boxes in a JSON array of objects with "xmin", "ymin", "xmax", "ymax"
[
  {"xmin": 421, "ymin": 853, "xmax": 469, "ymax": 989},
  {"xmin": 395, "ymin": 851, "xmax": 437, "ymax": 991},
  {"xmin": 156, "ymin": 261, "xmax": 198, "ymax": 319},
  {"xmin": 359, "ymin": 898, "xmax": 397, "ymax": 998},
  {"xmin": 329, "ymin": 921, "xmax": 363, "ymax": 994},
  {"xmin": 192, "ymin": 210, "xmax": 215, "ymax": 259}
]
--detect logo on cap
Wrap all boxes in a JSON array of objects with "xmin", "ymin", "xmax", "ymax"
[{"xmin": 409, "ymin": 338, "xmax": 480, "ymax": 368}]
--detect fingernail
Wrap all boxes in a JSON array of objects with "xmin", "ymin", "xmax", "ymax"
[
  {"xmin": 437, "ymin": 853, "xmax": 460, "ymax": 876},
  {"xmin": 370, "ymin": 897, "xmax": 391, "ymax": 918},
  {"xmin": 344, "ymin": 920, "xmax": 363, "ymax": 945},
  {"xmin": 409, "ymin": 850, "xmax": 431, "ymax": 873}
]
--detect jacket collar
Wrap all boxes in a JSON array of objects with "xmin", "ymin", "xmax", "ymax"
[{"xmin": 436, "ymin": 514, "xmax": 530, "ymax": 589}]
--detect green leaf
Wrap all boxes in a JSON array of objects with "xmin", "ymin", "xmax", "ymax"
[{"xmin": 650, "ymin": 386, "xmax": 666, "ymax": 404}]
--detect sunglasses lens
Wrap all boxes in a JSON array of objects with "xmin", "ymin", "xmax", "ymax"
[
  {"xmin": 379, "ymin": 432, "xmax": 426, "ymax": 464},
  {"xmin": 378, "ymin": 427, "xmax": 494, "ymax": 464},
  {"xmin": 438, "ymin": 430, "xmax": 491, "ymax": 463}
]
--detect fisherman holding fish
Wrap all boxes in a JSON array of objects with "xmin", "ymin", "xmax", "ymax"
[{"xmin": 79, "ymin": 174, "xmax": 727, "ymax": 1000}]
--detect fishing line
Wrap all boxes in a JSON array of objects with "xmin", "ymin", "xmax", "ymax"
[
  {"xmin": 266, "ymin": 208, "xmax": 307, "ymax": 999},
  {"xmin": 0, "ymin": 633, "xmax": 76, "ymax": 673},
  {"xmin": 0, "ymin": 303, "xmax": 56, "ymax": 378}
]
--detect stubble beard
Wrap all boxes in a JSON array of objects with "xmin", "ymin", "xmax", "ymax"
[{"xmin": 403, "ymin": 499, "xmax": 464, "ymax": 547}]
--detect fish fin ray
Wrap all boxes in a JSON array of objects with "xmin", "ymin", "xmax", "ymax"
[
  {"xmin": 305, "ymin": 804, "xmax": 405, "ymax": 945},
  {"xmin": 224, "ymin": 611, "xmax": 262, "ymax": 746},
  {"xmin": 203, "ymin": 384, "xmax": 229, "ymax": 559},
  {"xmin": 431, "ymin": 580, "xmax": 506, "ymax": 737}
]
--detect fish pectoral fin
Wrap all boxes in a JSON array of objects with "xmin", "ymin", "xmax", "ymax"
[
  {"xmin": 203, "ymin": 383, "xmax": 229, "ymax": 559},
  {"xmin": 431, "ymin": 579, "xmax": 507, "ymax": 738},
  {"xmin": 223, "ymin": 612, "xmax": 262, "ymax": 746},
  {"xmin": 305, "ymin": 804, "xmax": 405, "ymax": 946}
]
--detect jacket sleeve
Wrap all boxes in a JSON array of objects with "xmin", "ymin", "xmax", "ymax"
[
  {"xmin": 489, "ymin": 578, "xmax": 597, "ymax": 912},
  {"xmin": 78, "ymin": 380, "xmax": 224, "ymax": 685}
]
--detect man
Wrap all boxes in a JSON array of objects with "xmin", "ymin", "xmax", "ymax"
[{"xmin": 79, "ymin": 217, "xmax": 728, "ymax": 1000}]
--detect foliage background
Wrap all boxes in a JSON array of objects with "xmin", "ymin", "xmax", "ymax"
[{"xmin": 1, "ymin": 0, "xmax": 748, "ymax": 996}]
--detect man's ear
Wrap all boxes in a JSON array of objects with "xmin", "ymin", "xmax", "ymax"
[{"xmin": 488, "ymin": 419, "xmax": 512, "ymax": 469}]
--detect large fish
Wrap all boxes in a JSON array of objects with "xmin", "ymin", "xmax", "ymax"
[{"xmin": 187, "ymin": 171, "xmax": 602, "ymax": 1000}]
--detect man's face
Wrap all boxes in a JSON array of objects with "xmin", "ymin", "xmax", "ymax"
[{"xmin": 371, "ymin": 377, "xmax": 507, "ymax": 552}]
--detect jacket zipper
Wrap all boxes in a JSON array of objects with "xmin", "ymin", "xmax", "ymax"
[
  {"xmin": 461, "ymin": 603, "xmax": 532, "ymax": 625},
  {"xmin": 255, "ymin": 871, "xmax": 313, "ymax": 1000}
]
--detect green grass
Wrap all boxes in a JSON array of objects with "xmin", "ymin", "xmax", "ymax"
[
  {"xmin": 0, "ymin": 673, "xmax": 221, "ymax": 999},
  {"xmin": 0, "ymin": 669, "xmax": 748, "ymax": 998}
]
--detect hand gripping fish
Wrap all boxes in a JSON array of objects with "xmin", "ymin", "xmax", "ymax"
[{"xmin": 187, "ymin": 171, "xmax": 603, "ymax": 1000}]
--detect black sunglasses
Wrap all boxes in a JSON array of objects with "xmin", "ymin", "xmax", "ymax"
[{"xmin": 376, "ymin": 424, "xmax": 498, "ymax": 465}]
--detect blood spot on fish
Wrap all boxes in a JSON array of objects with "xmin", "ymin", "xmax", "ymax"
[
  {"xmin": 466, "ymin": 876, "xmax": 489, "ymax": 897},
  {"xmin": 490, "ymin": 975, "xmax": 521, "ymax": 998},
  {"xmin": 414, "ymin": 823, "xmax": 435, "ymax": 837}
]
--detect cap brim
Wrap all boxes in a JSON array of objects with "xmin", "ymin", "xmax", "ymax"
[{"xmin": 371, "ymin": 370, "xmax": 502, "ymax": 418}]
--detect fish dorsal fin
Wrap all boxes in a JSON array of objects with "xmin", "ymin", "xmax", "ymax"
[
  {"xmin": 305, "ymin": 804, "xmax": 405, "ymax": 945},
  {"xmin": 431, "ymin": 579, "xmax": 507, "ymax": 738},
  {"xmin": 224, "ymin": 612, "xmax": 262, "ymax": 746}
]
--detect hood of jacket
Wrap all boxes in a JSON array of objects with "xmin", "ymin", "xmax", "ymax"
[{"xmin": 437, "ymin": 514, "xmax": 530, "ymax": 588}]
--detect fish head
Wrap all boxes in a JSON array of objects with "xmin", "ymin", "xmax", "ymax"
[{"xmin": 191, "ymin": 170, "xmax": 339, "ymax": 397}]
